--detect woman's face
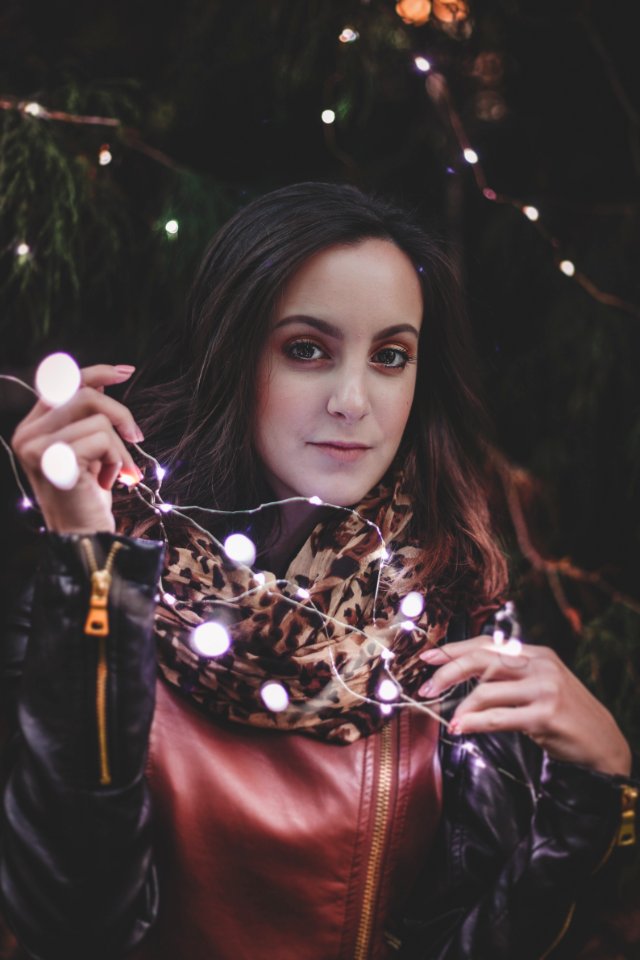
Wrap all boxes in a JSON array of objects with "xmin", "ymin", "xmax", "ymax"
[{"xmin": 254, "ymin": 238, "xmax": 423, "ymax": 506}]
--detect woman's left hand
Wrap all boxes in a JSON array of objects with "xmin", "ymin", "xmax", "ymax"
[{"xmin": 419, "ymin": 637, "xmax": 632, "ymax": 777}]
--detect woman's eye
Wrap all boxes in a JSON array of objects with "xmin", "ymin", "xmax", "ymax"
[
  {"xmin": 286, "ymin": 340, "xmax": 326, "ymax": 361},
  {"xmin": 372, "ymin": 347, "xmax": 411, "ymax": 369}
]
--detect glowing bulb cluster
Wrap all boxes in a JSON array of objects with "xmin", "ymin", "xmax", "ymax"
[
  {"xmin": 400, "ymin": 591, "xmax": 424, "ymax": 619},
  {"xmin": 559, "ymin": 259, "xmax": 575, "ymax": 277},
  {"xmin": 414, "ymin": 56, "xmax": 431, "ymax": 73},
  {"xmin": 224, "ymin": 533, "xmax": 257, "ymax": 567},
  {"xmin": 40, "ymin": 442, "xmax": 79, "ymax": 491},
  {"xmin": 338, "ymin": 27, "xmax": 359, "ymax": 43},
  {"xmin": 35, "ymin": 352, "xmax": 81, "ymax": 408},
  {"xmin": 260, "ymin": 681, "xmax": 290, "ymax": 712},
  {"xmin": 23, "ymin": 102, "xmax": 44, "ymax": 117},
  {"xmin": 192, "ymin": 621, "xmax": 231, "ymax": 657}
]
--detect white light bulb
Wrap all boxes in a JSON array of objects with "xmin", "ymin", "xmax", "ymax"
[
  {"xmin": 156, "ymin": 465, "xmax": 166, "ymax": 480},
  {"xmin": 296, "ymin": 587, "xmax": 310, "ymax": 600},
  {"xmin": 523, "ymin": 205, "xmax": 539, "ymax": 221},
  {"xmin": 165, "ymin": 219, "xmax": 179, "ymax": 236},
  {"xmin": 163, "ymin": 592, "xmax": 177, "ymax": 606},
  {"xmin": 40, "ymin": 442, "xmax": 79, "ymax": 491},
  {"xmin": 492, "ymin": 628, "xmax": 505, "ymax": 645},
  {"xmin": 15, "ymin": 242, "xmax": 31, "ymax": 257},
  {"xmin": 463, "ymin": 148, "xmax": 479, "ymax": 164},
  {"xmin": 377, "ymin": 678, "xmax": 400, "ymax": 702},
  {"xmin": 254, "ymin": 572, "xmax": 266, "ymax": 585},
  {"xmin": 380, "ymin": 648, "xmax": 395, "ymax": 661},
  {"xmin": 559, "ymin": 259, "xmax": 575, "ymax": 277},
  {"xmin": 401, "ymin": 620, "xmax": 415, "ymax": 632},
  {"xmin": 414, "ymin": 56, "xmax": 431, "ymax": 72},
  {"xmin": 379, "ymin": 703, "xmax": 393, "ymax": 716},
  {"xmin": 260, "ymin": 681, "xmax": 290, "ymax": 712},
  {"xmin": 400, "ymin": 591, "xmax": 424, "ymax": 619},
  {"xmin": 321, "ymin": 109, "xmax": 336, "ymax": 125},
  {"xmin": 308, "ymin": 495, "xmax": 322, "ymax": 505},
  {"xmin": 23, "ymin": 102, "xmax": 43, "ymax": 117},
  {"xmin": 20, "ymin": 496, "xmax": 33, "ymax": 510},
  {"xmin": 379, "ymin": 547, "xmax": 389, "ymax": 561},
  {"xmin": 192, "ymin": 621, "xmax": 231, "ymax": 657},
  {"xmin": 98, "ymin": 147, "xmax": 112, "ymax": 166},
  {"xmin": 35, "ymin": 352, "xmax": 82, "ymax": 408},
  {"xmin": 224, "ymin": 533, "xmax": 257, "ymax": 566},
  {"xmin": 157, "ymin": 503, "xmax": 173, "ymax": 513},
  {"xmin": 339, "ymin": 27, "xmax": 359, "ymax": 43},
  {"xmin": 502, "ymin": 638, "xmax": 523, "ymax": 657}
]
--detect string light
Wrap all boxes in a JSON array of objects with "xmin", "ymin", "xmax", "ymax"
[
  {"xmin": 400, "ymin": 591, "xmax": 424, "ymax": 618},
  {"xmin": 522, "ymin": 205, "xmax": 539, "ymax": 222},
  {"xmin": 377, "ymin": 677, "xmax": 400, "ymax": 702},
  {"xmin": 98, "ymin": 145, "xmax": 113, "ymax": 166},
  {"xmin": 22, "ymin": 101, "xmax": 44, "ymax": 117},
  {"xmin": 192, "ymin": 621, "xmax": 231, "ymax": 657},
  {"xmin": 40, "ymin": 442, "xmax": 79, "ymax": 491},
  {"xmin": 164, "ymin": 219, "xmax": 179, "ymax": 236},
  {"xmin": 223, "ymin": 533, "xmax": 257, "ymax": 566},
  {"xmin": 296, "ymin": 587, "xmax": 311, "ymax": 600},
  {"xmin": 338, "ymin": 27, "xmax": 359, "ymax": 43},
  {"xmin": 559, "ymin": 259, "xmax": 576, "ymax": 277},
  {"xmin": 20, "ymin": 496, "xmax": 33, "ymax": 510},
  {"xmin": 401, "ymin": 619, "xmax": 416, "ymax": 631},
  {"xmin": 35, "ymin": 352, "xmax": 82, "ymax": 408},
  {"xmin": 308, "ymin": 495, "xmax": 322, "ymax": 505},
  {"xmin": 260, "ymin": 681, "xmax": 290, "ymax": 712},
  {"xmin": 463, "ymin": 147, "xmax": 479, "ymax": 165},
  {"xmin": 156, "ymin": 465, "xmax": 167, "ymax": 481},
  {"xmin": 15, "ymin": 242, "xmax": 31, "ymax": 257},
  {"xmin": 414, "ymin": 56, "xmax": 431, "ymax": 73},
  {"xmin": 321, "ymin": 109, "xmax": 336, "ymax": 125}
]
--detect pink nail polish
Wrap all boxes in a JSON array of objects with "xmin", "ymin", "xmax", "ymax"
[{"xmin": 449, "ymin": 719, "xmax": 461, "ymax": 734}]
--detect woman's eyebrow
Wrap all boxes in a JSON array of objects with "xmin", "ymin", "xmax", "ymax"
[{"xmin": 273, "ymin": 315, "xmax": 419, "ymax": 340}]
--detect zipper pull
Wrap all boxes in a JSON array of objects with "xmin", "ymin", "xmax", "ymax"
[
  {"xmin": 617, "ymin": 785, "xmax": 638, "ymax": 847},
  {"xmin": 81, "ymin": 539, "xmax": 124, "ymax": 636},
  {"xmin": 84, "ymin": 568, "xmax": 112, "ymax": 636}
]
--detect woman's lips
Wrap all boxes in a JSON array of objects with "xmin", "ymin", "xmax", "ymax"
[{"xmin": 309, "ymin": 442, "xmax": 371, "ymax": 463}]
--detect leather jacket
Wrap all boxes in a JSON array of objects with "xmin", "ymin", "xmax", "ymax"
[{"xmin": 1, "ymin": 532, "xmax": 638, "ymax": 960}]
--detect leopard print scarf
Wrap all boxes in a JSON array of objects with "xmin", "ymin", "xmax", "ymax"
[{"xmin": 154, "ymin": 472, "xmax": 453, "ymax": 743}]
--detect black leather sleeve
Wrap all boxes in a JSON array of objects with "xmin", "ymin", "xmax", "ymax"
[
  {"xmin": 400, "ymin": 727, "xmax": 640, "ymax": 960},
  {"xmin": 0, "ymin": 532, "xmax": 165, "ymax": 960}
]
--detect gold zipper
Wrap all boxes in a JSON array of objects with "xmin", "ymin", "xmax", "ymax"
[
  {"xmin": 354, "ymin": 720, "xmax": 393, "ymax": 960},
  {"xmin": 616, "ymin": 785, "xmax": 638, "ymax": 846},
  {"xmin": 539, "ymin": 782, "xmax": 638, "ymax": 959},
  {"xmin": 81, "ymin": 538, "xmax": 123, "ymax": 787}
]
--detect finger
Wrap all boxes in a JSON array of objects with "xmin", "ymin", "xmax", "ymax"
[
  {"xmin": 420, "ymin": 635, "xmax": 495, "ymax": 664},
  {"xmin": 80, "ymin": 364, "xmax": 136, "ymax": 390},
  {"xmin": 449, "ymin": 704, "xmax": 540, "ymax": 737},
  {"xmin": 20, "ymin": 417, "xmax": 141, "ymax": 486},
  {"xmin": 419, "ymin": 648, "xmax": 529, "ymax": 697},
  {"xmin": 453, "ymin": 679, "xmax": 533, "ymax": 722},
  {"xmin": 17, "ymin": 388, "xmax": 143, "ymax": 446}
]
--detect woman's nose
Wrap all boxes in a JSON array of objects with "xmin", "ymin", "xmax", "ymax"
[{"xmin": 326, "ymin": 370, "xmax": 371, "ymax": 422}]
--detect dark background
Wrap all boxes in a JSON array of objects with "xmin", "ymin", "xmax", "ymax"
[
  {"xmin": 2, "ymin": 0, "xmax": 639, "ymax": 728},
  {"xmin": 1, "ymin": 0, "xmax": 639, "ymax": 950}
]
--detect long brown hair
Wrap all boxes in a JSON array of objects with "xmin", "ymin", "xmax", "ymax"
[{"xmin": 116, "ymin": 182, "xmax": 507, "ymax": 604}]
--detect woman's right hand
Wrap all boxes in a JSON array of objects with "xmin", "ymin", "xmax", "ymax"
[{"xmin": 11, "ymin": 364, "xmax": 144, "ymax": 535}]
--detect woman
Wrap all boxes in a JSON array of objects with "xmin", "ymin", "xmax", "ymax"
[{"xmin": 2, "ymin": 182, "xmax": 637, "ymax": 960}]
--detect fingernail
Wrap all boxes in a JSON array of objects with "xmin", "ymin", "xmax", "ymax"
[
  {"xmin": 419, "ymin": 681, "xmax": 434, "ymax": 697},
  {"xmin": 133, "ymin": 425, "xmax": 145, "ymax": 442},
  {"xmin": 114, "ymin": 365, "xmax": 136, "ymax": 379},
  {"xmin": 448, "ymin": 719, "xmax": 461, "ymax": 734}
]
